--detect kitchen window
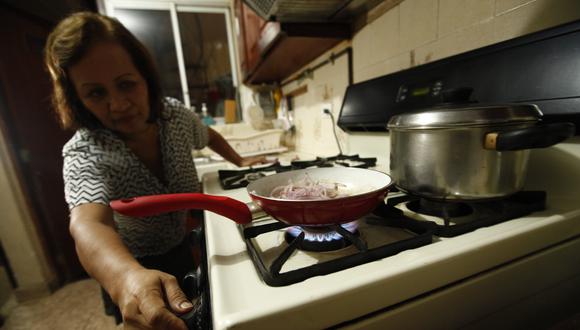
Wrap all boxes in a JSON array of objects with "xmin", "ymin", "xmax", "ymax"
[{"xmin": 101, "ymin": 0, "xmax": 240, "ymax": 120}]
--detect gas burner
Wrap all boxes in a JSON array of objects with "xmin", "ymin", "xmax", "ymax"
[
  {"xmin": 285, "ymin": 221, "xmax": 359, "ymax": 252},
  {"xmin": 407, "ymin": 199, "xmax": 473, "ymax": 218}
]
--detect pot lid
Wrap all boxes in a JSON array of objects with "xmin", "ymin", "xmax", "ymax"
[{"xmin": 387, "ymin": 103, "xmax": 543, "ymax": 129}]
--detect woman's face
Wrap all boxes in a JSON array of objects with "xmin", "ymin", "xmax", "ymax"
[{"xmin": 68, "ymin": 41, "xmax": 152, "ymax": 138}]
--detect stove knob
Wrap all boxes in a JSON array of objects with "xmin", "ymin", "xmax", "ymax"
[
  {"xmin": 188, "ymin": 227, "xmax": 203, "ymax": 246},
  {"xmin": 179, "ymin": 294, "xmax": 208, "ymax": 330},
  {"xmin": 183, "ymin": 266, "xmax": 203, "ymax": 299}
]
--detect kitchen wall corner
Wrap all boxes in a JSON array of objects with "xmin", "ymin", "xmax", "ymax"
[
  {"xmin": 281, "ymin": 0, "xmax": 580, "ymax": 166},
  {"xmin": 0, "ymin": 131, "xmax": 57, "ymax": 302}
]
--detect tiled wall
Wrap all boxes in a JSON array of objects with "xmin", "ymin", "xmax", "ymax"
[{"xmin": 281, "ymin": 0, "xmax": 580, "ymax": 165}]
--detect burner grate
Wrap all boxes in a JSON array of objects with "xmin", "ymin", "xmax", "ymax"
[
  {"xmin": 218, "ymin": 154, "xmax": 377, "ymax": 190},
  {"xmin": 241, "ymin": 217, "xmax": 432, "ymax": 287},
  {"xmin": 218, "ymin": 162, "xmax": 291, "ymax": 189},
  {"xmin": 375, "ymin": 191, "xmax": 547, "ymax": 237},
  {"xmin": 290, "ymin": 154, "xmax": 377, "ymax": 170}
]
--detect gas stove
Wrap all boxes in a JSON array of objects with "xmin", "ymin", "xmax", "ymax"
[{"xmin": 199, "ymin": 143, "xmax": 580, "ymax": 329}]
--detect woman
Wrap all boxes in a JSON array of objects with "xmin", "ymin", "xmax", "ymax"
[{"xmin": 45, "ymin": 12, "xmax": 263, "ymax": 329}]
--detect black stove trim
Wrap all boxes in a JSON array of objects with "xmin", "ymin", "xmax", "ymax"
[
  {"xmin": 290, "ymin": 154, "xmax": 377, "ymax": 169},
  {"xmin": 240, "ymin": 218, "xmax": 433, "ymax": 287}
]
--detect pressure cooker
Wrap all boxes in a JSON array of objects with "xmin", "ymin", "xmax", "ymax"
[{"xmin": 387, "ymin": 100, "xmax": 575, "ymax": 201}]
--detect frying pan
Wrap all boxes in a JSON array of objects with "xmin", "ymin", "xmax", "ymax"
[{"xmin": 110, "ymin": 167, "xmax": 393, "ymax": 226}]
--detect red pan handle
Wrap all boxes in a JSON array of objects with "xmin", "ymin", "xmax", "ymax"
[{"xmin": 110, "ymin": 193, "xmax": 253, "ymax": 224}]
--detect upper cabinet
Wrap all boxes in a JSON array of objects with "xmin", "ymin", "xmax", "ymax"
[{"xmin": 235, "ymin": 0, "xmax": 388, "ymax": 85}]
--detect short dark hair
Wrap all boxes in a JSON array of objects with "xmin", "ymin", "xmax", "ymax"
[{"xmin": 44, "ymin": 12, "xmax": 163, "ymax": 130}]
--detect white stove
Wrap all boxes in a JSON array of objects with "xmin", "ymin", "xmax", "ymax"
[{"xmin": 199, "ymin": 138, "xmax": 580, "ymax": 329}]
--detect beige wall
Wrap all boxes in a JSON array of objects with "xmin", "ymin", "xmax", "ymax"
[
  {"xmin": 0, "ymin": 130, "xmax": 56, "ymax": 303},
  {"xmin": 282, "ymin": 0, "xmax": 580, "ymax": 165}
]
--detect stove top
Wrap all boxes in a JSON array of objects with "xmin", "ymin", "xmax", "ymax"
[
  {"xmin": 217, "ymin": 154, "xmax": 377, "ymax": 189},
  {"xmin": 201, "ymin": 148, "xmax": 580, "ymax": 330},
  {"xmin": 240, "ymin": 190, "xmax": 547, "ymax": 286}
]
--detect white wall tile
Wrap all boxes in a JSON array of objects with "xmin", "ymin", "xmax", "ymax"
[
  {"xmin": 399, "ymin": 0, "xmax": 438, "ymax": 51},
  {"xmin": 493, "ymin": 0, "xmax": 580, "ymax": 43},
  {"xmin": 346, "ymin": 133, "xmax": 392, "ymax": 169},
  {"xmin": 455, "ymin": 18, "xmax": 495, "ymax": 54},
  {"xmin": 414, "ymin": 31, "xmax": 459, "ymax": 66},
  {"xmin": 290, "ymin": 56, "xmax": 351, "ymax": 157},
  {"xmin": 356, "ymin": 52, "xmax": 411, "ymax": 83},
  {"xmin": 495, "ymin": 0, "xmax": 535, "ymax": 16},
  {"xmin": 352, "ymin": 23, "xmax": 373, "ymax": 72},
  {"xmin": 438, "ymin": 0, "xmax": 494, "ymax": 37},
  {"xmin": 368, "ymin": 6, "xmax": 401, "ymax": 64}
]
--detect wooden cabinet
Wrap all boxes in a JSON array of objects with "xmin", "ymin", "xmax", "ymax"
[
  {"xmin": 235, "ymin": 1, "xmax": 266, "ymax": 80},
  {"xmin": 235, "ymin": 1, "xmax": 351, "ymax": 85}
]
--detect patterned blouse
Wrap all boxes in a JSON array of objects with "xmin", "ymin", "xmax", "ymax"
[{"xmin": 62, "ymin": 98, "xmax": 209, "ymax": 257}]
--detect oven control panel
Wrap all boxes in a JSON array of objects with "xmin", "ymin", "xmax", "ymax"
[{"xmin": 396, "ymin": 80, "xmax": 443, "ymax": 103}]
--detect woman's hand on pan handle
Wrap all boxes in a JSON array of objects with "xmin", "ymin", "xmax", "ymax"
[{"xmin": 114, "ymin": 268, "xmax": 193, "ymax": 330}]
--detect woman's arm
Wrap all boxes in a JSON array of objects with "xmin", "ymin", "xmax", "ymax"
[
  {"xmin": 207, "ymin": 127, "xmax": 267, "ymax": 167},
  {"xmin": 69, "ymin": 203, "xmax": 192, "ymax": 329}
]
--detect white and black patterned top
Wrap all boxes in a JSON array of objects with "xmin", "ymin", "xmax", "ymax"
[{"xmin": 62, "ymin": 98, "xmax": 209, "ymax": 257}]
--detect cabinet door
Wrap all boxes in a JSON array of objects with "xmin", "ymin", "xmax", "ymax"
[
  {"xmin": 237, "ymin": 1, "xmax": 266, "ymax": 78},
  {"xmin": 234, "ymin": 0, "xmax": 246, "ymax": 74}
]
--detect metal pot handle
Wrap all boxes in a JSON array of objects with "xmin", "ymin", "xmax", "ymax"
[{"xmin": 484, "ymin": 122, "xmax": 576, "ymax": 151}]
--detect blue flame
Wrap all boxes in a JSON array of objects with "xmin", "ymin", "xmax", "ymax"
[{"xmin": 287, "ymin": 221, "xmax": 358, "ymax": 242}]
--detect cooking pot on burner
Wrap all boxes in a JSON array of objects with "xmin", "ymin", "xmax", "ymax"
[
  {"xmin": 110, "ymin": 167, "xmax": 393, "ymax": 226},
  {"xmin": 387, "ymin": 95, "xmax": 575, "ymax": 201}
]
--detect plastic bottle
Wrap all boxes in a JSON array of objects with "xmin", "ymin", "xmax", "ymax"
[{"xmin": 201, "ymin": 103, "xmax": 216, "ymax": 125}]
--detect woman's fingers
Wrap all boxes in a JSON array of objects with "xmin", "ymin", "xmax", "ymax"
[
  {"xmin": 241, "ymin": 155, "xmax": 269, "ymax": 166},
  {"xmin": 139, "ymin": 287, "xmax": 188, "ymax": 330},
  {"xmin": 161, "ymin": 275, "xmax": 194, "ymax": 313},
  {"xmin": 117, "ymin": 269, "xmax": 190, "ymax": 329}
]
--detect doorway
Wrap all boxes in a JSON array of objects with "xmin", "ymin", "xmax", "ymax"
[
  {"xmin": 105, "ymin": 1, "xmax": 241, "ymax": 121},
  {"xmin": 0, "ymin": 6, "xmax": 85, "ymax": 285}
]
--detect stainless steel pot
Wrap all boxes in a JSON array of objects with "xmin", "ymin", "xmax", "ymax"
[{"xmin": 387, "ymin": 103, "xmax": 575, "ymax": 200}]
